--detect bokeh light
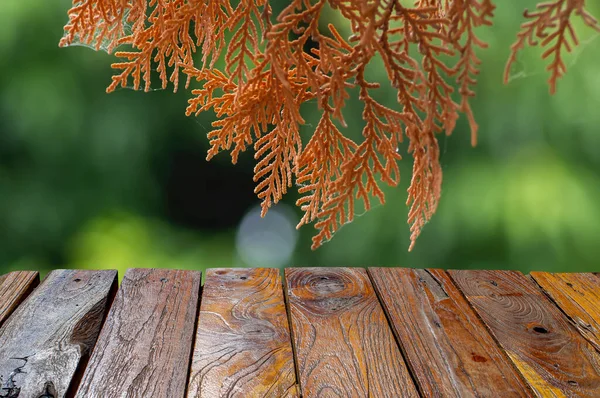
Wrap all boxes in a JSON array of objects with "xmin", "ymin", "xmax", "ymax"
[{"xmin": 236, "ymin": 205, "xmax": 299, "ymax": 268}]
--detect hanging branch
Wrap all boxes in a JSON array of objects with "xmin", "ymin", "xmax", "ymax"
[{"xmin": 59, "ymin": 0, "xmax": 599, "ymax": 251}]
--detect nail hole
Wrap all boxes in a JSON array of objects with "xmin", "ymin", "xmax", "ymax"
[
  {"xmin": 74, "ymin": 278, "xmax": 81, "ymax": 282},
  {"xmin": 568, "ymin": 380, "xmax": 578, "ymax": 386},
  {"xmin": 320, "ymin": 277, "xmax": 328, "ymax": 280},
  {"xmin": 240, "ymin": 276, "xmax": 247, "ymax": 280},
  {"xmin": 533, "ymin": 326, "xmax": 548, "ymax": 334}
]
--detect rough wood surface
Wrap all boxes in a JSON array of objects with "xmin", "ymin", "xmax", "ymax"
[
  {"xmin": 187, "ymin": 268, "xmax": 298, "ymax": 397},
  {"xmin": 0, "ymin": 269, "xmax": 117, "ymax": 398},
  {"xmin": 531, "ymin": 272, "xmax": 600, "ymax": 353},
  {"xmin": 75, "ymin": 268, "xmax": 200, "ymax": 398},
  {"xmin": 285, "ymin": 267, "xmax": 419, "ymax": 398},
  {"xmin": 369, "ymin": 267, "xmax": 531, "ymax": 397},
  {"xmin": 450, "ymin": 270, "xmax": 600, "ymax": 397},
  {"xmin": 0, "ymin": 271, "xmax": 39, "ymax": 328}
]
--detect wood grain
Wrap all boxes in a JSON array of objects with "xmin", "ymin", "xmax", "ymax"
[
  {"xmin": 531, "ymin": 272, "xmax": 600, "ymax": 353},
  {"xmin": 0, "ymin": 271, "xmax": 39, "ymax": 328},
  {"xmin": 187, "ymin": 268, "xmax": 298, "ymax": 397},
  {"xmin": 76, "ymin": 268, "xmax": 201, "ymax": 398},
  {"xmin": 0, "ymin": 269, "xmax": 117, "ymax": 397},
  {"xmin": 450, "ymin": 269, "xmax": 600, "ymax": 397},
  {"xmin": 285, "ymin": 267, "xmax": 418, "ymax": 398},
  {"xmin": 369, "ymin": 267, "xmax": 531, "ymax": 397}
]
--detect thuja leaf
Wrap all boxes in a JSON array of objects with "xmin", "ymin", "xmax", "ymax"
[{"xmin": 59, "ymin": 0, "xmax": 599, "ymax": 251}]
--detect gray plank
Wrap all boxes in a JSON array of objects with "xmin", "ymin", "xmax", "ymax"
[
  {"xmin": 75, "ymin": 268, "xmax": 201, "ymax": 398},
  {"xmin": 0, "ymin": 269, "xmax": 117, "ymax": 397}
]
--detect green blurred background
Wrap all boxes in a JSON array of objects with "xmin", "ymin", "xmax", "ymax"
[{"xmin": 1, "ymin": 0, "xmax": 599, "ymax": 280}]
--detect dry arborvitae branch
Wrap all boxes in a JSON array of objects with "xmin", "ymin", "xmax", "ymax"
[
  {"xmin": 59, "ymin": 0, "xmax": 599, "ymax": 251},
  {"xmin": 505, "ymin": 0, "xmax": 600, "ymax": 95}
]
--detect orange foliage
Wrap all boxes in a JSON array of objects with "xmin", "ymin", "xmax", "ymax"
[
  {"xmin": 59, "ymin": 0, "xmax": 599, "ymax": 251},
  {"xmin": 505, "ymin": 0, "xmax": 600, "ymax": 95}
]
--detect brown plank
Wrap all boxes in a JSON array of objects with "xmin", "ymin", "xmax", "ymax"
[
  {"xmin": 369, "ymin": 267, "xmax": 531, "ymax": 397},
  {"xmin": 449, "ymin": 269, "xmax": 600, "ymax": 397},
  {"xmin": 76, "ymin": 268, "xmax": 201, "ymax": 398},
  {"xmin": 0, "ymin": 271, "xmax": 39, "ymax": 327},
  {"xmin": 0, "ymin": 269, "xmax": 117, "ymax": 397},
  {"xmin": 285, "ymin": 267, "xmax": 419, "ymax": 397},
  {"xmin": 187, "ymin": 268, "xmax": 298, "ymax": 397},
  {"xmin": 531, "ymin": 272, "xmax": 600, "ymax": 352}
]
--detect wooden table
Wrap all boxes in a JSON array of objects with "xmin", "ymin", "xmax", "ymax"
[{"xmin": 1, "ymin": 267, "xmax": 599, "ymax": 397}]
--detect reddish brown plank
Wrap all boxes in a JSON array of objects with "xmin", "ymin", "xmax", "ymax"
[
  {"xmin": 187, "ymin": 268, "xmax": 298, "ymax": 397},
  {"xmin": 285, "ymin": 267, "xmax": 419, "ymax": 397},
  {"xmin": 450, "ymin": 270, "xmax": 600, "ymax": 397},
  {"xmin": 369, "ymin": 267, "xmax": 531, "ymax": 397},
  {"xmin": 531, "ymin": 272, "xmax": 600, "ymax": 352},
  {"xmin": 0, "ymin": 271, "xmax": 39, "ymax": 327},
  {"xmin": 0, "ymin": 269, "xmax": 117, "ymax": 397},
  {"xmin": 76, "ymin": 268, "xmax": 201, "ymax": 398}
]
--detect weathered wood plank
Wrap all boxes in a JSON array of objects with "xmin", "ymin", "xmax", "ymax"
[
  {"xmin": 285, "ymin": 267, "xmax": 419, "ymax": 397},
  {"xmin": 76, "ymin": 268, "xmax": 201, "ymax": 398},
  {"xmin": 369, "ymin": 267, "xmax": 531, "ymax": 397},
  {"xmin": 0, "ymin": 271, "xmax": 39, "ymax": 327},
  {"xmin": 449, "ymin": 270, "xmax": 600, "ymax": 397},
  {"xmin": 531, "ymin": 272, "xmax": 600, "ymax": 353},
  {"xmin": 187, "ymin": 268, "xmax": 298, "ymax": 397},
  {"xmin": 0, "ymin": 269, "xmax": 117, "ymax": 397}
]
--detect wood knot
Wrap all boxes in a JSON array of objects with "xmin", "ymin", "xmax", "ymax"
[{"xmin": 287, "ymin": 269, "xmax": 369, "ymax": 316}]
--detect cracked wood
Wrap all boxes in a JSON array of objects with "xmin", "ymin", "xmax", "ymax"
[
  {"xmin": 531, "ymin": 272, "xmax": 600, "ymax": 353},
  {"xmin": 187, "ymin": 268, "xmax": 298, "ymax": 397},
  {"xmin": 0, "ymin": 269, "xmax": 117, "ymax": 398},
  {"xmin": 75, "ymin": 268, "xmax": 201, "ymax": 398},
  {"xmin": 285, "ymin": 267, "xmax": 419, "ymax": 398},
  {"xmin": 369, "ymin": 267, "xmax": 532, "ymax": 397},
  {"xmin": 0, "ymin": 271, "xmax": 39, "ymax": 328},
  {"xmin": 449, "ymin": 270, "xmax": 600, "ymax": 397}
]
